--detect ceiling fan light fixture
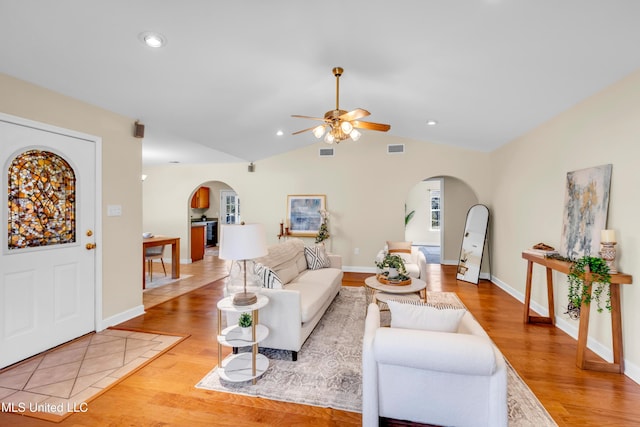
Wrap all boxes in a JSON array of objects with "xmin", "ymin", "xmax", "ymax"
[
  {"xmin": 313, "ymin": 125, "xmax": 326, "ymax": 139},
  {"xmin": 350, "ymin": 129, "xmax": 361, "ymax": 141},
  {"xmin": 324, "ymin": 133, "xmax": 335, "ymax": 144},
  {"xmin": 340, "ymin": 121, "xmax": 353, "ymax": 134}
]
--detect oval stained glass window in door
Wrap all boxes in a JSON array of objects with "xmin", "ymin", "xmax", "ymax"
[{"xmin": 7, "ymin": 149, "xmax": 76, "ymax": 249}]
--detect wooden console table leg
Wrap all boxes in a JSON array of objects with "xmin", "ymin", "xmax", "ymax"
[
  {"xmin": 610, "ymin": 284, "xmax": 624, "ymax": 372},
  {"xmin": 523, "ymin": 260, "xmax": 534, "ymax": 323},
  {"xmin": 576, "ymin": 280, "xmax": 592, "ymax": 370},
  {"xmin": 545, "ymin": 267, "xmax": 555, "ymax": 325},
  {"xmin": 577, "ymin": 281, "xmax": 624, "ymax": 373},
  {"xmin": 523, "ymin": 260, "xmax": 554, "ymax": 325}
]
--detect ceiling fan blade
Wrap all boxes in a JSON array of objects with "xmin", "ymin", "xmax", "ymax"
[
  {"xmin": 291, "ymin": 114, "xmax": 326, "ymax": 121},
  {"xmin": 339, "ymin": 108, "xmax": 370, "ymax": 122},
  {"xmin": 292, "ymin": 125, "xmax": 321, "ymax": 135},
  {"xmin": 352, "ymin": 120, "xmax": 391, "ymax": 132}
]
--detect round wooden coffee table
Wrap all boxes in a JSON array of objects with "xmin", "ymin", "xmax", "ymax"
[{"xmin": 364, "ymin": 275, "xmax": 427, "ymax": 311}]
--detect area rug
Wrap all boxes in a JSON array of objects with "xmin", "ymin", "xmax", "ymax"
[
  {"xmin": 143, "ymin": 274, "xmax": 193, "ymax": 290},
  {"xmin": 196, "ymin": 287, "xmax": 557, "ymax": 426},
  {"xmin": 0, "ymin": 329, "xmax": 186, "ymax": 422}
]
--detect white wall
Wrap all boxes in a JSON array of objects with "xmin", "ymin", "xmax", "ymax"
[
  {"xmin": 490, "ymin": 68, "xmax": 640, "ymax": 381},
  {"xmin": 143, "ymin": 133, "xmax": 492, "ymax": 271}
]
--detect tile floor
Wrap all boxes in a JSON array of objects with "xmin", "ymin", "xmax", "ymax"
[
  {"xmin": 0, "ymin": 329, "xmax": 183, "ymax": 420},
  {"xmin": 0, "ymin": 253, "xmax": 226, "ymax": 421}
]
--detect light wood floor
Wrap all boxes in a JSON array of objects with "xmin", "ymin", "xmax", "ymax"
[{"xmin": 3, "ymin": 259, "xmax": 640, "ymax": 426}]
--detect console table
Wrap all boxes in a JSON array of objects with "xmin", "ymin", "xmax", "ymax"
[{"xmin": 522, "ymin": 251, "xmax": 632, "ymax": 373}]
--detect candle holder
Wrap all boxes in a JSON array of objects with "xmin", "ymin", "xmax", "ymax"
[{"xmin": 599, "ymin": 242, "xmax": 618, "ymax": 274}]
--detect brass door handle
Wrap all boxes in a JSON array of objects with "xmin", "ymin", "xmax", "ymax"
[{"xmin": 86, "ymin": 243, "xmax": 97, "ymax": 250}]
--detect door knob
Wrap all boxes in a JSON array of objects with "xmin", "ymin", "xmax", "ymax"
[{"xmin": 86, "ymin": 243, "xmax": 97, "ymax": 250}]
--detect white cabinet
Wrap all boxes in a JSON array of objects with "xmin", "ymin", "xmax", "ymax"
[{"xmin": 216, "ymin": 295, "xmax": 269, "ymax": 384}]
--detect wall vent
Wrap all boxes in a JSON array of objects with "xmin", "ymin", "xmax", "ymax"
[
  {"xmin": 387, "ymin": 144, "xmax": 405, "ymax": 154},
  {"xmin": 319, "ymin": 147, "xmax": 335, "ymax": 157}
]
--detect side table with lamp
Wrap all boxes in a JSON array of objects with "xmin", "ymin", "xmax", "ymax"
[{"xmin": 217, "ymin": 222, "xmax": 270, "ymax": 384}]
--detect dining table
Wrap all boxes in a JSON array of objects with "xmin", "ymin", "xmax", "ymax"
[{"xmin": 143, "ymin": 235, "xmax": 180, "ymax": 289}]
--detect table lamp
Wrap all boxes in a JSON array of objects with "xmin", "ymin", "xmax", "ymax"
[{"xmin": 219, "ymin": 222, "xmax": 268, "ymax": 305}]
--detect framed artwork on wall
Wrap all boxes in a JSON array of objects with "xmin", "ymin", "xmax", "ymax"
[
  {"xmin": 286, "ymin": 195, "xmax": 326, "ymax": 237},
  {"xmin": 559, "ymin": 164, "xmax": 612, "ymax": 259}
]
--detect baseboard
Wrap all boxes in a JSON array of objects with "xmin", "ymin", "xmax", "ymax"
[
  {"xmin": 343, "ymin": 266, "xmax": 376, "ymax": 273},
  {"xmin": 491, "ymin": 274, "xmax": 639, "ymax": 385},
  {"xmin": 97, "ymin": 304, "xmax": 145, "ymax": 331}
]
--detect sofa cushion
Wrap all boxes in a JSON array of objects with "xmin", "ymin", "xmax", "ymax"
[
  {"xmin": 387, "ymin": 300, "xmax": 466, "ymax": 333},
  {"xmin": 274, "ymin": 260, "xmax": 300, "ymax": 284},
  {"xmin": 255, "ymin": 263, "xmax": 283, "ymax": 289},
  {"xmin": 304, "ymin": 245, "xmax": 331, "ymax": 270},
  {"xmin": 256, "ymin": 238, "xmax": 305, "ymax": 270},
  {"xmin": 387, "ymin": 241, "xmax": 412, "ymax": 254},
  {"xmin": 286, "ymin": 268, "xmax": 342, "ymax": 323}
]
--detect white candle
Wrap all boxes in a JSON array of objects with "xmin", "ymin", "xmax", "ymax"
[{"xmin": 601, "ymin": 229, "xmax": 616, "ymax": 243}]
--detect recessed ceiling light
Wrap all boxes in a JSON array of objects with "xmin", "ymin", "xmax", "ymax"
[
  {"xmin": 138, "ymin": 31, "xmax": 167, "ymax": 48},
  {"xmin": 426, "ymin": 120, "xmax": 438, "ymax": 126},
  {"xmin": 276, "ymin": 130, "xmax": 284, "ymax": 136}
]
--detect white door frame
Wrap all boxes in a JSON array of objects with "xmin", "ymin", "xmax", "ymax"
[{"xmin": 0, "ymin": 112, "xmax": 103, "ymax": 333}]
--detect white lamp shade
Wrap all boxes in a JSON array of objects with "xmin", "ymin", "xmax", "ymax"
[{"xmin": 219, "ymin": 223, "xmax": 268, "ymax": 260}]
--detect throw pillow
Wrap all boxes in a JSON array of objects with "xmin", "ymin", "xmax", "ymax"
[
  {"xmin": 387, "ymin": 241, "xmax": 412, "ymax": 254},
  {"xmin": 254, "ymin": 263, "xmax": 283, "ymax": 289},
  {"xmin": 387, "ymin": 299, "xmax": 466, "ymax": 333},
  {"xmin": 304, "ymin": 245, "xmax": 331, "ymax": 270}
]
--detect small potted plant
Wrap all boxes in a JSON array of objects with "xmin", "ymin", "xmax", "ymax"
[
  {"xmin": 375, "ymin": 253, "xmax": 408, "ymax": 280},
  {"xmin": 238, "ymin": 312, "xmax": 253, "ymax": 337}
]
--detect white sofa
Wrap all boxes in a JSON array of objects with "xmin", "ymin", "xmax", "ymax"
[
  {"xmin": 376, "ymin": 243, "xmax": 427, "ymax": 279},
  {"xmin": 228, "ymin": 238, "xmax": 343, "ymax": 361},
  {"xmin": 362, "ymin": 303, "xmax": 508, "ymax": 427}
]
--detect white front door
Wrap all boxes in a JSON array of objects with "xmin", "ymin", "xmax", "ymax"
[{"xmin": 0, "ymin": 114, "xmax": 98, "ymax": 369}]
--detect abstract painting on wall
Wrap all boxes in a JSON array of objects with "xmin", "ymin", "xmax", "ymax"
[{"xmin": 559, "ymin": 164, "xmax": 612, "ymax": 259}]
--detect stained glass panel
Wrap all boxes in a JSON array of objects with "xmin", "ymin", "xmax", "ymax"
[{"xmin": 7, "ymin": 150, "xmax": 76, "ymax": 249}]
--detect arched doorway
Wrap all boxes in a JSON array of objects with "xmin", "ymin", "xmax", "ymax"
[
  {"xmin": 188, "ymin": 180, "xmax": 237, "ymax": 261},
  {"xmin": 405, "ymin": 176, "xmax": 478, "ymax": 265}
]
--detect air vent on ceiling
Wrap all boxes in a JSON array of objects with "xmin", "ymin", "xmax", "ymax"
[
  {"xmin": 319, "ymin": 148, "xmax": 335, "ymax": 157},
  {"xmin": 387, "ymin": 144, "xmax": 405, "ymax": 154}
]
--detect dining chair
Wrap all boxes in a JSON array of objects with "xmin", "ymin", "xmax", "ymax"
[{"xmin": 145, "ymin": 245, "xmax": 167, "ymax": 282}]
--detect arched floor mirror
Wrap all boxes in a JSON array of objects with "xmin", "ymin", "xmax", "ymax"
[{"xmin": 456, "ymin": 204, "xmax": 489, "ymax": 284}]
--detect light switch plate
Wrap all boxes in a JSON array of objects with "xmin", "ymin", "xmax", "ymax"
[{"xmin": 107, "ymin": 205, "xmax": 122, "ymax": 217}]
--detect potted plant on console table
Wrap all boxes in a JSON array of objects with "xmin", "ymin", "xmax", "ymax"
[{"xmin": 552, "ymin": 254, "xmax": 611, "ymax": 319}]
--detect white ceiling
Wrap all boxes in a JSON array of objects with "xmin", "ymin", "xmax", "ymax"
[{"xmin": 2, "ymin": 1, "xmax": 640, "ymax": 165}]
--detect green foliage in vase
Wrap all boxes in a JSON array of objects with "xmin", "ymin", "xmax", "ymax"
[
  {"xmin": 315, "ymin": 221, "xmax": 329, "ymax": 243},
  {"xmin": 315, "ymin": 210, "xmax": 330, "ymax": 243}
]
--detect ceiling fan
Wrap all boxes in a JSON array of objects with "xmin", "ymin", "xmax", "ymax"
[{"xmin": 292, "ymin": 67, "xmax": 391, "ymax": 144}]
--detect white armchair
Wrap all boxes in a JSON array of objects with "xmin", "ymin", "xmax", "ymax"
[
  {"xmin": 362, "ymin": 303, "xmax": 508, "ymax": 427},
  {"xmin": 376, "ymin": 242, "xmax": 427, "ymax": 279}
]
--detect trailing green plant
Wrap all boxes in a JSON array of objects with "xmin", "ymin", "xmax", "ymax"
[
  {"xmin": 375, "ymin": 253, "xmax": 409, "ymax": 280},
  {"xmin": 238, "ymin": 312, "xmax": 252, "ymax": 328},
  {"xmin": 567, "ymin": 256, "xmax": 612, "ymax": 314}
]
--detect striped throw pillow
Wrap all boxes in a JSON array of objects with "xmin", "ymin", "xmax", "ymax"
[{"xmin": 254, "ymin": 263, "xmax": 283, "ymax": 289}]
